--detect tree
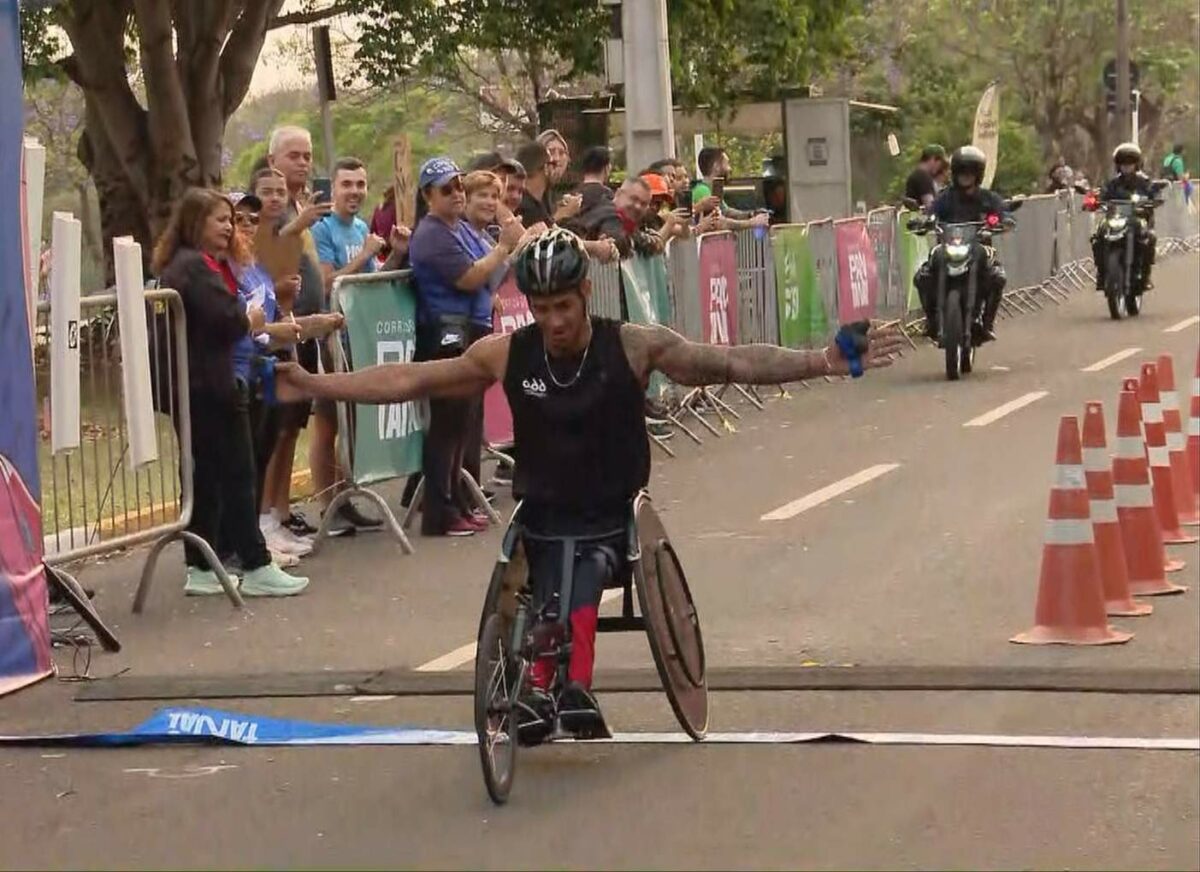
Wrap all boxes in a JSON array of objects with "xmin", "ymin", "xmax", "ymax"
[
  {"xmin": 845, "ymin": 0, "xmax": 1199, "ymax": 185},
  {"xmin": 668, "ymin": 0, "xmax": 858, "ymax": 114},
  {"xmin": 355, "ymin": 0, "xmax": 608, "ymax": 137},
  {"xmin": 23, "ymin": 78, "xmax": 105, "ymax": 286},
  {"xmin": 20, "ymin": 1, "xmax": 354, "ymax": 274}
]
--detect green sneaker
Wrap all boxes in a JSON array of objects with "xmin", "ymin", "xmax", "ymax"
[
  {"xmin": 185, "ymin": 567, "xmax": 236, "ymax": 597},
  {"xmin": 241, "ymin": 563, "xmax": 309, "ymax": 597}
]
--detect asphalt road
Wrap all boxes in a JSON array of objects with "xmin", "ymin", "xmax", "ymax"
[{"xmin": 2, "ymin": 253, "xmax": 1199, "ymax": 870}]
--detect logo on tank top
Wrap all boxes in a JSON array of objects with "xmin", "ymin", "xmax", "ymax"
[{"xmin": 521, "ymin": 377, "xmax": 547, "ymax": 398}]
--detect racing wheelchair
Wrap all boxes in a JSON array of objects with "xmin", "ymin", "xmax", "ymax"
[{"xmin": 473, "ymin": 492, "xmax": 708, "ymax": 804}]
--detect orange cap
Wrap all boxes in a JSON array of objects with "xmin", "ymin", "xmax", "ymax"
[{"xmin": 641, "ymin": 173, "xmax": 671, "ymax": 198}]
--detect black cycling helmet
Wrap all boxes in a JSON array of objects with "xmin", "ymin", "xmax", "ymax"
[
  {"xmin": 950, "ymin": 146, "xmax": 987, "ymax": 186},
  {"xmin": 512, "ymin": 227, "xmax": 590, "ymax": 297},
  {"xmin": 1112, "ymin": 142, "xmax": 1142, "ymax": 168}
]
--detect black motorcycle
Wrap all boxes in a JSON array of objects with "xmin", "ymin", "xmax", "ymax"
[
  {"xmin": 906, "ymin": 200, "xmax": 1022, "ymax": 381},
  {"xmin": 1083, "ymin": 181, "xmax": 1167, "ymax": 320}
]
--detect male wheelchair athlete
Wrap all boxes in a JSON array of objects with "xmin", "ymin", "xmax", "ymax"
[{"xmin": 473, "ymin": 492, "xmax": 708, "ymax": 804}]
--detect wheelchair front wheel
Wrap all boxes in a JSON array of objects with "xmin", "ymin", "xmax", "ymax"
[{"xmin": 475, "ymin": 612, "xmax": 519, "ymax": 805}]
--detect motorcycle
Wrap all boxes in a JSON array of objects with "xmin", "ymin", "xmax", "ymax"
[
  {"xmin": 905, "ymin": 199, "xmax": 1022, "ymax": 381},
  {"xmin": 1082, "ymin": 180, "xmax": 1168, "ymax": 320}
]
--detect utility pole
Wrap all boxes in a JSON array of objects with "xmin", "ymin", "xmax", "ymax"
[
  {"xmin": 620, "ymin": 0, "xmax": 676, "ymax": 172},
  {"xmin": 1115, "ymin": 0, "xmax": 1132, "ymax": 144}
]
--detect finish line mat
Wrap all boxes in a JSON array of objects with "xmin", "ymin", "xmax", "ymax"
[
  {"xmin": 73, "ymin": 665, "xmax": 1200, "ymax": 702},
  {"xmin": 2, "ymin": 707, "xmax": 1197, "ymax": 751}
]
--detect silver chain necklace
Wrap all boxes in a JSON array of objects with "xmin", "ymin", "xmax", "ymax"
[{"xmin": 543, "ymin": 329, "xmax": 593, "ymax": 389}]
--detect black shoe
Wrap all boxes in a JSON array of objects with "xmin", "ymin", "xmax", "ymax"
[
  {"xmin": 336, "ymin": 500, "xmax": 382, "ymax": 530},
  {"xmin": 322, "ymin": 510, "xmax": 356, "ymax": 538},
  {"xmin": 284, "ymin": 511, "xmax": 318, "ymax": 537},
  {"xmin": 924, "ymin": 320, "xmax": 938, "ymax": 341},
  {"xmin": 516, "ymin": 687, "xmax": 556, "ymax": 746},
  {"xmin": 556, "ymin": 681, "xmax": 611, "ymax": 740}
]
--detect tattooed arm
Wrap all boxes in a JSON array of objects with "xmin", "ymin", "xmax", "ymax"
[
  {"xmin": 272, "ymin": 333, "xmax": 508, "ymax": 404},
  {"xmin": 620, "ymin": 323, "xmax": 904, "ymax": 386}
]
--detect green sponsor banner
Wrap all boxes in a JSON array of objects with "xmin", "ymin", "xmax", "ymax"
[
  {"xmin": 771, "ymin": 226, "xmax": 826, "ymax": 348},
  {"xmin": 621, "ymin": 257, "xmax": 671, "ymax": 401},
  {"xmin": 338, "ymin": 277, "xmax": 424, "ymax": 485},
  {"xmin": 897, "ymin": 213, "xmax": 932, "ymax": 313}
]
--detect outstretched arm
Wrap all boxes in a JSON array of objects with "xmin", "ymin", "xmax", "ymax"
[
  {"xmin": 620, "ymin": 323, "xmax": 904, "ymax": 387},
  {"xmin": 273, "ymin": 333, "xmax": 507, "ymax": 404}
]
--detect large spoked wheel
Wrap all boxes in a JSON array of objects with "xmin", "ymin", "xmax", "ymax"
[
  {"xmin": 942, "ymin": 288, "xmax": 964, "ymax": 381},
  {"xmin": 475, "ymin": 613, "xmax": 519, "ymax": 805},
  {"xmin": 1105, "ymin": 249, "xmax": 1126, "ymax": 320},
  {"xmin": 634, "ymin": 496, "xmax": 709, "ymax": 740}
]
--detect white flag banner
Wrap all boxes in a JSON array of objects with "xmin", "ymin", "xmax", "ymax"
[
  {"xmin": 113, "ymin": 237, "xmax": 159, "ymax": 468},
  {"xmin": 21, "ymin": 138, "xmax": 46, "ymax": 345},
  {"xmin": 972, "ymin": 82, "xmax": 1000, "ymax": 189},
  {"xmin": 49, "ymin": 212, "xmax": 81, "ymax": 454}
]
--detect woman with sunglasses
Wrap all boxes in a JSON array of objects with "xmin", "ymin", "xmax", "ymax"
[{"xmin": 408, "ymin": 158, "xmax": 527, "ymax": 537}]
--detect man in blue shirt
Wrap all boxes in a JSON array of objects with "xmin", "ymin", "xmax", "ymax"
[
  {"xmin": 311, "ymin": 157, "xmax": 409, "ymax": 294},
  {"xmin": 310, "ymin": 157, "xmax": 409, "ymax": 534}
]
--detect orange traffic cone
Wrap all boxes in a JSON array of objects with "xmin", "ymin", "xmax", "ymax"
[
  {"xmin": 1082, "ymin": 401, "xmax": 1152, "ymax": 617},
  {"xmin": 1114, "ymin": 386, "xmax": 1187, "ymax": 594},
  {"xmin": 1188, "ymin": 349, "xmax": 1200, "ymax": 503},
  {"xmin": 1137, "ymin": 364, "xmax": 1198, "ymax": 545},
  {"xmin": 1122, "ymin": 377, "xmax": 1186, "ymax": 574},
  {"xmin": 1012, "ymin": 416, "xmax": 1133, "ymax": 645},
  {"xmin": 1156, "ymin": 354, "xmax": 1200, "ymax": 526}
]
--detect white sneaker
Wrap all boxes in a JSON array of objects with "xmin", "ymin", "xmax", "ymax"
[
  {"xmin": 261, "ymin": 518, "xmax": 312, "ymax": 557},
  {"xmin": 269, "ymin": 548, "xmax": 301, "ymax": 568}
]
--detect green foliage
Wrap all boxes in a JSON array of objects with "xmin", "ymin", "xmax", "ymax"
[
  {"xmin": 354, "ymin": 0, "xmax": 606, "ymax": 98},
  {"xmin": 226, "ymin": 87, "xmax": 495, "ymax": 198},
  {"xmin": 18, "ymin": 4, "xmax": 62, "ymax": 81},
  {"xmin": 668, "ymin": 0, "xmax": 859, "ymax": 115}
]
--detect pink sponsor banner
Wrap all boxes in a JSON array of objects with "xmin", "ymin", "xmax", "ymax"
[
  {"xmin": 483, "ymin": 273, "xmax": 532, "ymax": 446},
  {"xmin": 698, "ymin": 234, "xmax": 738, "ymax": 345},
  {"xmin": 835, "ymin": 218, "xmax": 879, "ymax": 323}
]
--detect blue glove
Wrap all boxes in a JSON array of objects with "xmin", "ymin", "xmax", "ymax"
[{"xmin": 834, "ymin": 321, "xmax": 871, "ymax": 379}]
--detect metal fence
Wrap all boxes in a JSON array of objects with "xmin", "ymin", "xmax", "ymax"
[{"xmin": 34, "ymin": 288, "xmax": 242, "ymax": 610}]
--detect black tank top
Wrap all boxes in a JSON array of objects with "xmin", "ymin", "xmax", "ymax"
[{"xmin": 503, "ymin": 317, "xmax": 650, "ymax": 521}]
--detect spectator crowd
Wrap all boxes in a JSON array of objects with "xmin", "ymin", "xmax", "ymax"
[{"xmin": 157, "ymin": 123, "xmax": 769, "ymax": 596}]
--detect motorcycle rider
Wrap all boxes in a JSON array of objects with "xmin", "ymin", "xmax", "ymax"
[
  {"xmin": 1092, "ymin": 142, "xmax": 1157, "ymax": 292},
  {"xmin": 914, "ymin": 145, "xmax": 1009, "ymax": 343}
]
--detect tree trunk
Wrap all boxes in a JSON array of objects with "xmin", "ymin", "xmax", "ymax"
[{"xmin": 56, "ymin": 0, "xmax": 294, "ymax": 278}]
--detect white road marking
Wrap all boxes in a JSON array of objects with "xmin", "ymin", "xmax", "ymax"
[
  {"xmin": 414, "ymin": 588, "xmax": 625, "ymax": 672},
  {"xmin": 349, "ymin": 695, "xmax": 397, "ymax": 703},
  {"xmin": 1164, "ymin": 315, "xmax": 1200, "ymax": 333},
  {"xmin": 1081, "ymin": 347, "xmax": 1142, "ymax": 373},
  {"xmin": 760, "ymin": 464, "xmax": 901, "ymax": 522},
  {"xmin": 963, "ymin": 391, "xmax": 1048, "ymax": 428},
  {"xmin": 414, "ymin": 642, "xmax": 477, "ymax": 673}
]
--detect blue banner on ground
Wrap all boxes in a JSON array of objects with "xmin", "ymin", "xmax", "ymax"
[{"xmin": 0, "ymin": 706, "xmax": 474, "ymax": 747}]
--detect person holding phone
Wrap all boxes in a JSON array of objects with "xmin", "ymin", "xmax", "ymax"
[
  {"xmin": 308, "ymin": 157, "xmax": 410, "ymax": 535},
  {"xmin": 692, "ymin": 146, "xmax": 769, "ymax": 230},
  {"xmin": 264, "ymin": 125, "xmax": 333, "ymax": 539}
]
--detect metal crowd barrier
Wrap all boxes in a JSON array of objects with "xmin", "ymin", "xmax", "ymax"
[{"xmin": 34, "ymin": 289, "xmax": 243, "ymax": 611}]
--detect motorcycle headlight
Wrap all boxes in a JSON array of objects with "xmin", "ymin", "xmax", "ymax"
[
  {"xmin": 945, "ymin": 243, "xmax": 971, "ymax": 261},
  {"xmin": 1106, "ymin": 216, "xmax": 1128, "ymax": 231}
]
